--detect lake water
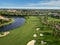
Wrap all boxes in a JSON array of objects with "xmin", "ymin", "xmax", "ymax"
[{"xmin": 0, "ymin": 17, "xmax": 25, "ymax": 32}]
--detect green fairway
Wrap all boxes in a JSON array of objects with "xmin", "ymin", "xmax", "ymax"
[
  {"xmin": 0, "ymin": 16, "xmax": 60, "ymax": 45},
  {"xmin": 0, "ymin": 16, "xmax": 40, "ymax": 45},
  {"xmin": 48, "ymin": 17, "xmax": 60, "ymax": 22}
]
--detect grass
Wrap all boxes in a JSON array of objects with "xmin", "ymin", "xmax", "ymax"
[
  {"xmin": 48, "ymin": 17, "xmax": 60, "ymax": 22},
  {"xmin": 35, "ymin": 16, "xmax": 60, "ymax": 45},
  {"xmin": 0, "ymin": 16, "xmax": 40, "ymax": 45},
  {"xmin": 0, "ymin": 16, "xmax": 60, "ymax": 45}
]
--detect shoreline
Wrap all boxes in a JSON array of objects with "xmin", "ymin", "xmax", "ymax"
[
  {"xmin": 0, "ymin": 31, "xmax": 10, "ymax": 37},
  {"xmin": 0, "ymin": 18, "xmax": 14, "ymax": 27}
]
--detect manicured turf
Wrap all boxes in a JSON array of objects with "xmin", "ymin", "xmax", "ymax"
[
  {"xmin": 35, "ymin": 16, "xmax": 60, "ymax": 45},
  {"xmin": 48, "ymin": 17, "xmax": 60, "ymax": 22},
  {"xmin": 0, "ymin": 16, "xmax": 60, "ymax": 45},
  {"xmin": 0, "ymin": 16, "xmax": 40, "ymax": 45}
]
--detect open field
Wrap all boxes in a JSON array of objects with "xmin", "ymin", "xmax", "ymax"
[
  {"xmin": 0, "ymin": 16, "xmax": 40, "ymax": 45},
  {"xmin": 0, "ymin": 16, "xmax": 60, "ymax": 45}
]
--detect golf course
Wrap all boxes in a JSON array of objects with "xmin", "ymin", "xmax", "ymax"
[
  {"xmin": 0, "ymin": 16, "xmax": 40, "ymax": 45},
  {"xmin": 0, "ymin": 0, "xmax": 60, "ymax": 45},
  {"xmin": 0, "ymin": 16, "xmax": 60, "ymax": 45}
]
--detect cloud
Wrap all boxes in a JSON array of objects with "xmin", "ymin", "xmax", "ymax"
[
  {"xmin": 24, "ymin": 0, "xmax": 60, "ymax": 7},
  {"xmin": 0, "ymin": 0, "xmax": 60, "ymax": 9}
]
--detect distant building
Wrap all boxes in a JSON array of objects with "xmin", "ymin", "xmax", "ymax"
[
  {"xmin": 48, "ymin": 12, "xmax": 58, "ymax": 15},
  {"xmin": 7, "ymin": 10, "xmax": 16, "ymax": 12},
  {"xmin": 0, "ymin": 16, "xmax": 9, "ymax": 21},
  {"xmin": 0, "ymin": 16, "xmax": 5, "ymax": 19}
]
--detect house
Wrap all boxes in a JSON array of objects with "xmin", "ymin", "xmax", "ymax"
[
  {"xmin": 0, "ymin": 16, "xmax": 10, "ymax": 21},
  {"xmin": 0, "ymin": 16, "xmax": 5, "ymax": 19},
  {"xmin": 7, "ymin": 10, "xmax": 16, "ymax": 12}
]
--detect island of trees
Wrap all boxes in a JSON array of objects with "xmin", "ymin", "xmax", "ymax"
[{"xmin": 0, "ymin": 15, "xmax": 14, "ymax": 27}]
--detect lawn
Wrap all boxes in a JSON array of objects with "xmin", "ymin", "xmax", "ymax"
[
  {"xmin": 0, "ymin": 16, "xmax": 40, "ymax": 45},
  {"xmin": 48, "ymin": 17, "xmax": 60, "ymax": 22},
  {"xmin": 35, "ymin": 16, "xmax": 60, "ymax": 45},
  {"xmin": 0, "ymin": 16, "xmax": 60, "ymax": 45}
]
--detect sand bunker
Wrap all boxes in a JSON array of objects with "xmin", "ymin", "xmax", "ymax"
[
  {"xmin": 36, "ymin": 28, "xmax": 40, "ymax": 31},
  {"xmin": 0, "ymin": 32, "xmax": 10, "ymax": 37},
  {"xmin": 33, "ymin": 34, "xmax": 37, "ymax": 37},
  {"xmin": 27, "ymin": 40, "xmax": 36, "ymax": 45},
  {"xmin": 40, "ymin": 33, "xmax": 43, "ymax": 36}
]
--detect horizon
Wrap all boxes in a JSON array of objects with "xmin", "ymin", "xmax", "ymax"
[{"xmin": 0, "ymin": 7, "xmax": 60, "ymax": 9}]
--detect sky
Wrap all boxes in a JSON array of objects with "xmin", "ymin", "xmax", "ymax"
[{"xmin": 0, "ymin": 0, "xmax": 60, "ymax": 9}]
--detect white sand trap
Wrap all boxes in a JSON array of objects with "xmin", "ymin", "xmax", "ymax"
[
  {"xmin": 27, "ymin": 40, "xmax": 36, "ymax": 45},
  {"xmin": 40, "ymin": 33, "xmax": 43, "ymax": 36},
  {"xmin": 0, "ymin": 32, "xmax": 10, "ymax": 37},
  {"xmin": 41, "ymin": 40, "xmax": 44, "ymax": 44},
  {"xmin": 44, "ymin": 42, "xmax": 47, "ymax": 44},
  {"xmin": 33, "ymin": 34, "xmax": 37, "ymax": 37},
  {"xmin": 41, "ymin": 40, "xmax": 47, "ymax": 45},
  {"xmin": 36, "ymin": 28, "xmax": 40, "ymax": 31}
]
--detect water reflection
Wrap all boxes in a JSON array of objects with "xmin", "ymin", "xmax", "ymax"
[{"xmin": 0, "ymin": 17, "xmax": 25, "ymax": 32}]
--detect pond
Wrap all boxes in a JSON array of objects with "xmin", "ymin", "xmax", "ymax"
[{"xmin": 0, "ymin": 17, "xmax": 25, "ymax": 32}]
